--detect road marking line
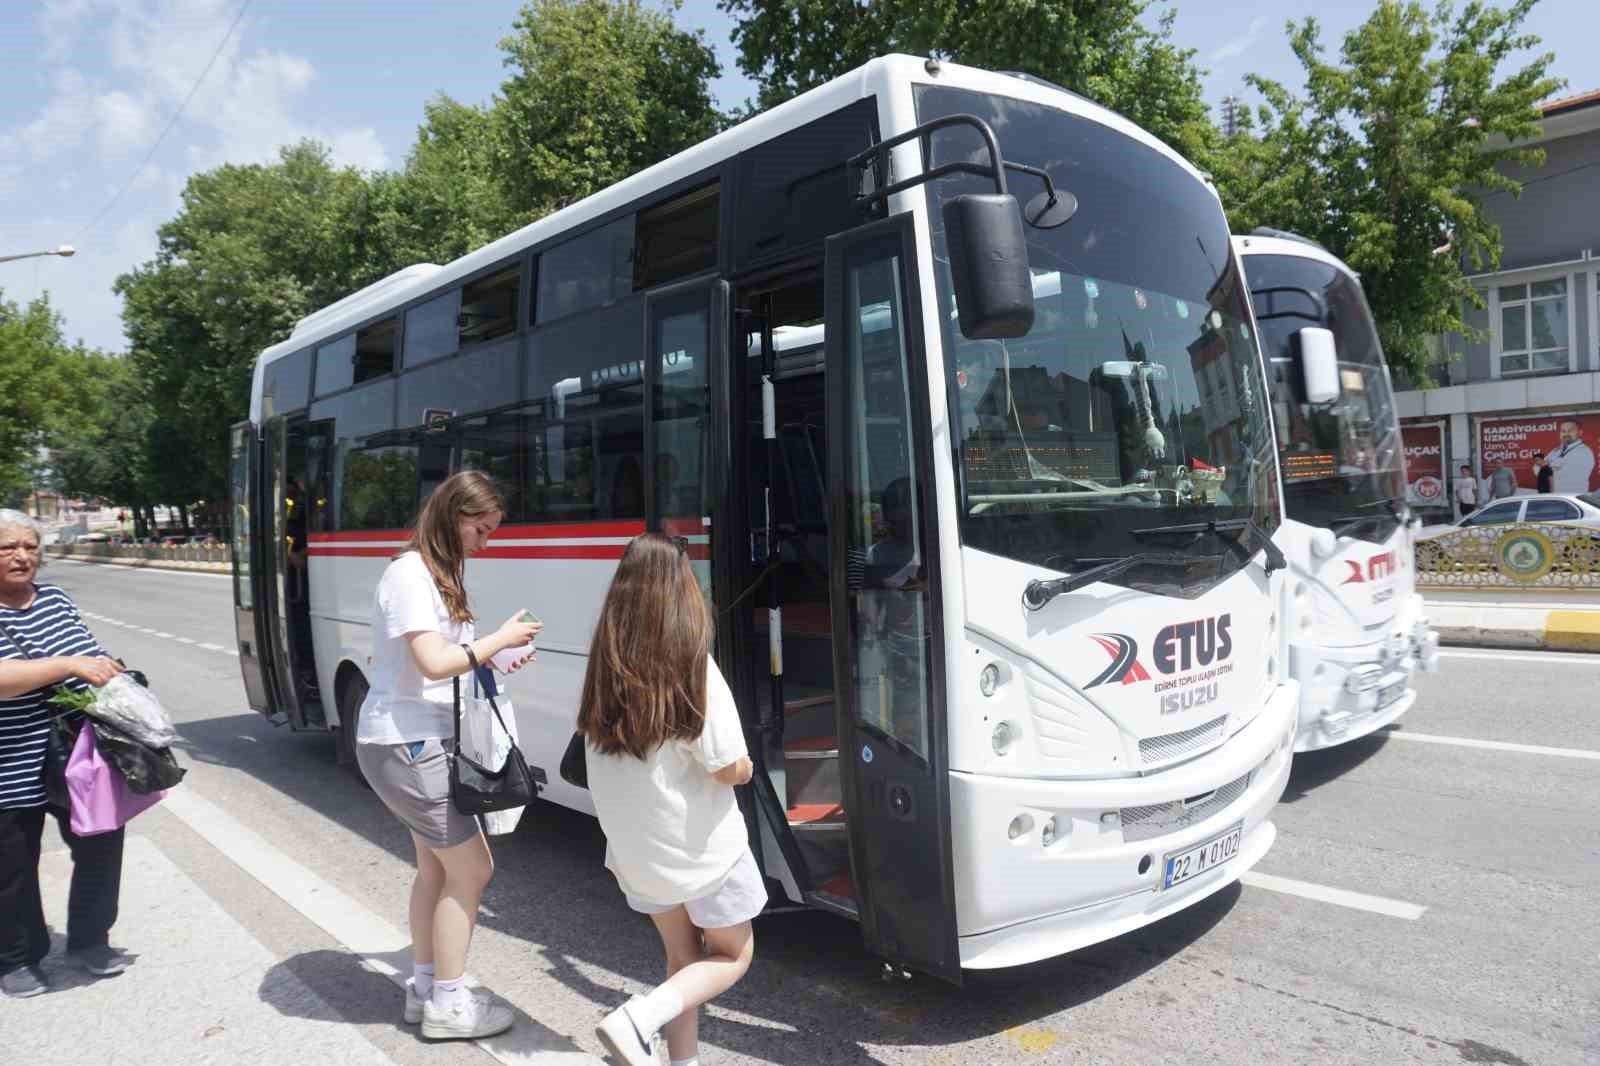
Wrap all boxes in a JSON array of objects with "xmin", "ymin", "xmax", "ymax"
[
  {"xmin": 1241, "ymin": 872, "xmax": 1427, "ymax": 920},
  {"xmin": 152, "ymin": 631, "xmax": 173, "ymax": 639},
  {"xmin": 196, "ymin": 642, "xmax": 226, "ymax": 652},
  {"xmin": 1437, "ymin": 648, "xmax": 1600, "ymax": 665},
  {"xmin": 161, "ymin": 789, "xmax": 600, "ymax": 1064},
  {"xmin": 1381, "ymin": 728, "xmax": 1600, "ymax": 761},
  {"xmin": 175, "ymin": 637, "xmax": 195, "ymax": 644}
]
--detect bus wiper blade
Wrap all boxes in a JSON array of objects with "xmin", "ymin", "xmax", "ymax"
[
  {"xmin": 1023, "ymin": 551, "xmax": 1204, "ymax": 611},
  {"xmin": 1356, "ymin": 495, "xmax": 1408, "ymax": 520},
  {"xmin": 1132, "ymin": 518, "xmax": 1286, "ymax": 575}
]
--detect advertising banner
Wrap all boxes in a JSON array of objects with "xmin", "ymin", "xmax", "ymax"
[
  {"xmin": 1477, "ymin": 413, "xmax": 1600, "ymax": 495},
  {"xmin": 1401, "ymin": 423, "xmax": 1447, "ymax": 507}
]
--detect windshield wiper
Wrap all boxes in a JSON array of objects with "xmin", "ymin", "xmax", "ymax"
[
  {"xmin": 1356, "ymin": 495, "xmax": 1409, "ymax": 521},
  {"xmin": 1131, "ymin": 518, "xmax": 1286, "ymax": 575},
  {"xmin": 1023, "ymin": 551, "xmax": 1207, "ymax": 610}
]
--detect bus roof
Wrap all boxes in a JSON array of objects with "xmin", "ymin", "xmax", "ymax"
[
  {"xmin": 1232, "ymin": 233, "xmax": 1359, "ymax": 282},
  {"xmin": 253, "ymin": 53, "xmax": 1211, "ymax": 417}
]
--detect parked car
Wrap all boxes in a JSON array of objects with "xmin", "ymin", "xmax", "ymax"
[
  {"xmin": 1418, "ymin": 492, "xmax": 1600, "ymax": 538},
  {"xmin": 76, "ymin": 532, "xmax": 111, "ymax": 543}
]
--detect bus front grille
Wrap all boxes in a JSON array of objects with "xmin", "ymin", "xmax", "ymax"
[
  {"xmin": 1138, "ymin": 715, "xmax": 1228, "ymax": 766},
  {"xmin": 1119, "ymin": 771, "xmax": 1251, "ymax": 843}
]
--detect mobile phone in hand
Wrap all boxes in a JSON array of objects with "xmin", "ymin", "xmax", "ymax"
[{"xmin": 519, "ymin": 609, "xmax": 541, "ymax": 625}]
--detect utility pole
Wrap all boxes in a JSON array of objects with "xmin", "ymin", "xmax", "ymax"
[{"xmin": 1219, "ymin": 95, "xmax": 1243, "ymax": 138}]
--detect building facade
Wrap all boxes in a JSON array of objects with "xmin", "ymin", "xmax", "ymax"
[{"xmin": 1395, "ymin": 90, "xmax": 1600, "ymax": 519}]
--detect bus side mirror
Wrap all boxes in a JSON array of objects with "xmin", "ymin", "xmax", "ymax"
[
  {"xmin": 943, "ymin": 194, "xmax": 1035, "ymax": 340},
  {"xmin": 1298, "ymin": 327, "xmax": 1340, "ymax": 404}
]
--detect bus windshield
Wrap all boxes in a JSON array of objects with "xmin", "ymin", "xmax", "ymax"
[
  {"xmin": 915, "ymin": 85, "xmax": 1279, "ymax": 590},
  {"xmin": 1242, "ymin": 251, "xmax": 1404, "ymax": 540}
]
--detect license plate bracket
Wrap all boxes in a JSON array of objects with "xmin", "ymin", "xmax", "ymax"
[{"xmin": 1161, "ymin": 821, "xmax": 1243, "ymax": 890}]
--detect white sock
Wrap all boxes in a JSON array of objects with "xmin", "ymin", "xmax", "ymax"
[
  {"xmin": 432, "ymin": 974, "xmax": 470, "ymax": 1011},
  {"xmin": 412, "ymin": 962, "xmax": 434, "ymax": 999},
  {"xmin": 627, "ymin": 985, "xmax": 686, "ymax": 1040}
]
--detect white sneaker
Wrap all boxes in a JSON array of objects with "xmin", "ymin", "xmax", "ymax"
[
  {"xmin": 403, "ymin": 978, "xmax": 424, "ymax": 1024},
  {"xmin": 595, "ymin": 1001, "xmax": 659, "ymax": 1065},
  {"xmin": 421, "ymin": 989, "xmax": 513, "ymax": 1041}
]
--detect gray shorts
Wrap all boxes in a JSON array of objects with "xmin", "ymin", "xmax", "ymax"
[
  {"xmin": 356, "ymin": 738, "xmax": 480, "ymax": 850},
  {"xmin": 623, "ymin": 849, "xmax": 768, "ymax": 929}
]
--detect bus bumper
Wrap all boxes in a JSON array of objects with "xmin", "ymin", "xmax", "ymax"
[
  {"xmin": 950, "ymin": 680, "xmax": 1296, "ymax": 971},
  {"xmin": 1290, "ymin": 600, "xmax": 1434, "ymax": 752}
]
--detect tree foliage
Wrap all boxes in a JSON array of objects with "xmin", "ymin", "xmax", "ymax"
[
  {"xmin": 0, "ymin": 291, "xmax": 94, "ymax": 504},
  {"xmin": 1207, "ymin": 0, "xmax": 1562, "ymax": 381},
  {"xmin": 717, "ymin": 0, "xmax": 1211, "ymax": 152}
]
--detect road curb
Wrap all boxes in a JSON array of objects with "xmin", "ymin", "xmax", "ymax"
[
  {"xmin": 1424, "ymin": 598, "xmax": 1600, "ymax": 653},
  {"xmin": 48, "ymin": 554, "xmax": 229, "ymax": 575}
]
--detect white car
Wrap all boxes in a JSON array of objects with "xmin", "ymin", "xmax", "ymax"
[{"xmin": 1420, "ymin": 492, "xmax": 1600, "ymax": 537}]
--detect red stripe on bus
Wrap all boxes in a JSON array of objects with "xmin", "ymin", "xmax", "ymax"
[{"xmin": 309, "ymin": 520, "xmax": 654, "ymax": 545}]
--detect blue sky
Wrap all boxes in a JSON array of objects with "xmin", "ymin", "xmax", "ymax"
[{"xmin": 1, "ymin": 0, "xmax": 1593, "ymax": 353}]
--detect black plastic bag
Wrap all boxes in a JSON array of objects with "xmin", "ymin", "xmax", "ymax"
[{"xmin": 90, "ymin": 717, "xmax": 186, "ymax": 795}]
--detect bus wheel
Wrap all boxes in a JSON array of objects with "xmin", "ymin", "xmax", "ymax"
[{"xmin": 337, "ymin": 673, "xmax": 371, "ymax": 789}]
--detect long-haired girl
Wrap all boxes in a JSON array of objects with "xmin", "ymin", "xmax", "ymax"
[
  {"xmin": 581, "ymin": 533, "xmax": 761, "ymax": 1066},
  {"xmin": 355, "ymin": 471, "xmax": 541, "ymax": 1040}
]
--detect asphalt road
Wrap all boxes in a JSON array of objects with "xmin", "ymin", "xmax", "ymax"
[{"xmin": 4, "ymin": 559, "xmax": 1597, "ymax": 1065}]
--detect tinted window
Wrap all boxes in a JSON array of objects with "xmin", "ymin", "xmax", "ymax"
[
  {"xmin": 1464, "ymin": 502, "xmax": 1520, "ymax": 526},
  {"xmin": 355, "ymin": 318, "xmax": 397, "ymax": 383},
  {"xmin": 635, "ymin": 184, "xmax": 719, "ymax": 290},
  {"xmin": 1524, "ymin": 499, "xmax": 1580, "ymax": 522},
  {"xmin": 537, "ymin": 218, "xmax": 633, "ymax": 322},
  {"xmin": 340, "ymin": 442, "xmax": 418, "ymax": 531},
  {"xmin": 398, "ymin": 337, "xmax": 520, "ymax": 429},
  {"xmin": 262, "ymin": 348, "xmax": 312, "ymax": 416},
  {"xmin": 314, "ymin": 334, "xmax": 357, "ymax": 396},
  {"xmin": 460, "ymin": 266, "xmax": 520, "ymax": 345},
  {"xmin": 525, "ymin": 298, "xmax": 646, "ymax": 520},
  {"xmin": 309, "ymin": 379, "xmax": 400, "ymax": 531},
  {"xmin": 405, "ymin": 289, "xmax": 460, "ymax": 368}
]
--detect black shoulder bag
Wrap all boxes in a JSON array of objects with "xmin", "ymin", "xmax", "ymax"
[
  {"xmin": 449, "ymin": 644, "xmax": 540, "ymax": 815},
  {"xmin": 559, "ymin": 729, "xmax": 588, "ymax": 790}
]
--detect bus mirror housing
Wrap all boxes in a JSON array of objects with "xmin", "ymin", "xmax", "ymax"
[
  {"xmin": 1298, "ymin": 327, "xmax": 1340, "ymax": 404},
  {"xmin": 943, "ymin": 194, "xmax": 1035, "ymax": 340}
]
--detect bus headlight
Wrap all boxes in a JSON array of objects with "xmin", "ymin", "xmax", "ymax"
[
  {"xmin": 1040, "ymin": 816, "xmax": 1059, "ymax": 846},
  {"xmin": 992, "ymin": 720, "xmax": 1017, "ymax": 755},
  {"xmin": 979, "ymin": 662, "xmax": 1001, "ymax": 697}
]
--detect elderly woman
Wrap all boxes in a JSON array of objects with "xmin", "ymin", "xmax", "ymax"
[{"xmin": 0, "ymin": 510, "xmax": 131, "ymax": 998}]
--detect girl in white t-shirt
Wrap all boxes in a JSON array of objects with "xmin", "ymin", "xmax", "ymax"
[
  {"xmin": 581, "ymin": 533, "xmax": 762, "ymax": 1066},
  {"xmin": 354, "ymin": 471, "xmax": 540, "ymax": 1042}
]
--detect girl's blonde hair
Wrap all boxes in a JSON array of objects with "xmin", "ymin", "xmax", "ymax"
[
  {"xmin": 402, "ymin": 471, "xmax": 505, "ymax": 625},
  {"xmin": 577, "ymin": 533, "xmax": 711, "ymax": 759}
]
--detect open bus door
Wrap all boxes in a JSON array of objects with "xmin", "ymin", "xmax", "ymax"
[
  {"xmin": 229, "ymin": 421, "xmax": 273, "ymax": 714},
  {"xmin": 258, "ymin": 414, "xmax": 317, "ymax": 728},
  {"xmin": 824, "ymin": 214, "xmax": 961, "ymax": 982}
]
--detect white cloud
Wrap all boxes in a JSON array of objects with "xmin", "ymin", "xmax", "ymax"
[
  {"xmin": 2, "ymin": 0, "xmax": 395, "ymax": 352},
  {"xmin": 1210, "ymin": 16, "xmax": 1269, "ymax": 67}
]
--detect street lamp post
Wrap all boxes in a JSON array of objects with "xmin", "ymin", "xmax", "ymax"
[{"xmin": 0, "ymin": 245, "xmax": 76, "ymax": 264}]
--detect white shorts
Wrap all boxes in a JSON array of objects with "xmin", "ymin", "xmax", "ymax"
[{"xmin": 623, "ymin": 849, "xmax": 768, "ymax": 929}]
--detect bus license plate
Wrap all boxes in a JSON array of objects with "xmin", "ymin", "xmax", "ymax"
[
  {"xmin": 1377, "ymin": 681, "xmax": 1405, "ymax": 708},
  {"xmin": 1162, "ymin": 822, "xmax": 1243, "ymax": 890}
]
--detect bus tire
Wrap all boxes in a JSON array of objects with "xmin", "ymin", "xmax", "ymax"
[{"xmin": 337, "ymin": 671, "xmax": 371, "ymax": 789}]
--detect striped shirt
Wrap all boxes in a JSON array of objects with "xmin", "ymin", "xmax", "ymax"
[{"xmin": 0, "ymin": 584, "xmax": 107, "ymax": 809}]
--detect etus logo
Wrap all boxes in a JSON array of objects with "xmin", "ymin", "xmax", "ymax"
[
  {"xmin": 1342, "ymin": 551, "xmax": 1397, "ymax": 584},
  {"xmin": 1153, "ymin": 614, "xmax": 1233, "ymax": 674},
  {"xmin": 1085, "ymin": 634, "xmax": 1152, "ymax": 688}
]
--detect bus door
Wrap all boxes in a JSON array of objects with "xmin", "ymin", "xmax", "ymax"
[
  {"xmin": 259, "ymin": 414, "xmax": 319, "ymax": 728},
  {"xmin": 229, "ymin": 422, "xmax": 272, "ymax": 714},
  {"xmin": 824, "ymin": 214, "xmax": 960, "ymax": 982}
]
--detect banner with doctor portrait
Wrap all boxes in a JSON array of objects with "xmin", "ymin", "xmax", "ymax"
[{"xmin": 1477, "ymin": 412, "xmax": 1600, "ymax": 495}]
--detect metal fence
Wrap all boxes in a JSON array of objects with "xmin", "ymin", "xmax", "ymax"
[
  {"xmin": 1415, "ymin": 523, "xmax": 1600, "ymax": 590},
  {"xmin": 48, "ymin": 542, "xmax": 230, "ymax": 568}
]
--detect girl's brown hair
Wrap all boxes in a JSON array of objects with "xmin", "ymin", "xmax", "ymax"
[
  {"xmin": 402, "ymin": 470, "xmax": 505, "ymax": 625},
  {"xmin": 577, "ymin": 533, "xmax": 711, "ymax": 759}
]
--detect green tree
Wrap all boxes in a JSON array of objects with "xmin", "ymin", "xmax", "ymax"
[
  {"xmin": 493, "ymin": 0, "xmax": 724, "ymax": 216},
  {"xmin": 1210, "ymin": 0, "xmax": 1562, "ymax": 382},
  {"xmin": 47, "ymin": 352, "xmax": 163, "ymax": 535},
  {"xmin": 0, "ymin": 290, "xmax": 88, "ymax": 504},
  {"xmin": 718, "ymin": 0, "xmax": 1211, "ymax": 152}
]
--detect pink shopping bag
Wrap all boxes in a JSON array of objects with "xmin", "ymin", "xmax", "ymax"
[{"xmin": 64, "ymin": 724, "xmax": 165, "ymax": 836}]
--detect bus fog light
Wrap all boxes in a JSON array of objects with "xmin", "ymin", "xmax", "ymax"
[
  {"xmin": 1008, "ymin": 814, "xmax": 1033, "ymax": 840},
  {"xmin": 991, "ymin": 720, "xmax": 1016, "ymax": 755},
  {"xmin": 979, "ymin": 663, "xmax": 1001, "ymax": 697},
  {"xmin": 1099, "ymin": 811, "xmax": 1119, "ymax": 828},
  {"xmin": 1040, "ymin": 817, "xmax": 1058, "ymax": 846}
]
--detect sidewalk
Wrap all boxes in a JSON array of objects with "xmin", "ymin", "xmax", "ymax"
[
  {"xmin": 47, "ymin": 551, "xmax": 228, "ymax": 575},
  {"xmin": 1422, "ymin": 589, "xmax": 1600, "ymax": 652},
  {"xmin": 0, "ymin": 833, "xmax": 397, "ymax": 1066}
]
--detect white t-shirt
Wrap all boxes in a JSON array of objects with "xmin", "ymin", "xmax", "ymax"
[
  {"xmin": 357, "ymin": 552, "xmax": 476, "ymax": 745},
  {"xmin": 586, "ymin": 658, "xmax": 751, "ymax": 905}
]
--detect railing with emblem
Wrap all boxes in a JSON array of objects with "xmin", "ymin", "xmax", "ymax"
[{"xmin": 1414, "ymin": 522, "xmax": 1600, "ymax": 590}]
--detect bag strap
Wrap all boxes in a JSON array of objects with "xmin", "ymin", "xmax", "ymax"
[{"xmin": 458, "ymin": 644, "xmax": 521, "ymax": 752}]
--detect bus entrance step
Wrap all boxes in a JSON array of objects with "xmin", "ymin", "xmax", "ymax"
[
  {"xmin": 787, "ymin": 802, "xmax": 846, "ymax": 832},
  {"xmin": 784, "ymin": 737, "xmax": 840, "ymax": 809},
  {"xmin": 784, "ymin": 694, "xmax": 833, "ymax": 715},
  {"xmin": 817, "ymin": 871, "xmax": 856, "ymax": 900},
  {"xmin": 783, "ymin": 735, "xmax": 839, "ymax": 758}
]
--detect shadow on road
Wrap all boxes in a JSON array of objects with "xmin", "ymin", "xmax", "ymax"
[
  {"xmin": 176, "ymin": 711, "xmax": 1242, "ymax": 1061},
  {"xmin": 1279, "ymin": 732, "xmax": 1391, "ymax": 804}
]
